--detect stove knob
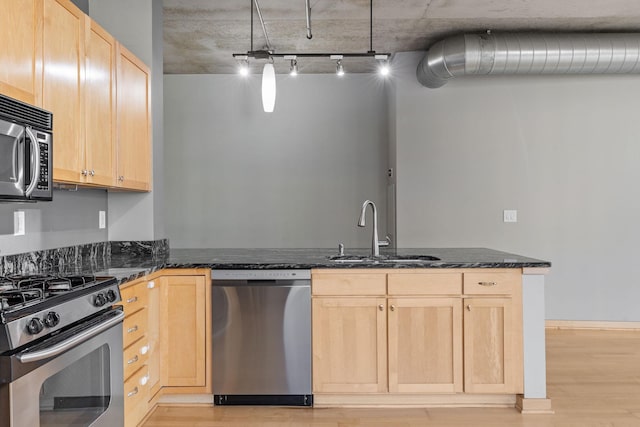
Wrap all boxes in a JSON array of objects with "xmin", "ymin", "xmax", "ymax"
[
  {"xmin": 94, "ymin": 293, "xmax": 107, "ymax": 307},
  {"xmin": 26, "ymin": 317, "xmax": 44, "ymax": 335},
  {"xmin": 106, "ymin": 289, "xmax": 117, "ymax": 303},
  {"xmin": 44, "ymin": 311, "xmax": 61, "ymax": 328}
]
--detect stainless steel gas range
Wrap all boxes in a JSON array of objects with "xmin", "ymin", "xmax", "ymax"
[{"xmin": 0, "ymin": 274, "xmax": 124, "ymax": 427}]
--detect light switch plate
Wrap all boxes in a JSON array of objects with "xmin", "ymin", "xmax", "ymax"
[
  {"xmin": 99, "ymin": 211, "xmax": 106, "ymax": 229},
  {"xmin": 14, "ymin": 211, "xmax": 25, "ymax": 235},
  {"xmin": 503, "ymin": 209, "xmax": 517, "ymax": 223}
]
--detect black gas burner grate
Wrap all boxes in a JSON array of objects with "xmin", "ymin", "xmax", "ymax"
[{"xmin": 0, "ymin": 274, "xmax": 99, "ymax": 310}]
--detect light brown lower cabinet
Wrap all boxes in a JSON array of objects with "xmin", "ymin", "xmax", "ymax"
[
  {"xmin": 120, "ymin": 269, "xmax": 211, "ymax": 427},
  {"xmin": 311, "ymin": 269, "xmax": 523, "ymax": 405}
]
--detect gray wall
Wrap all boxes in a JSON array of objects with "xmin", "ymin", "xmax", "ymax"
[
  {"xmin": 392, "ymin": 52, "xmax": 640, "ymax": 321},
  {"xmin": 164, "ymin": 74, "xmax": 389, "ymax": 248},
  {"xmin": 0, "ymin": 190, "xmax": 107, "ymax": 256},
  {"xmin": 89, "ymin": 0, "xmax": 164, "ymax": 241}
]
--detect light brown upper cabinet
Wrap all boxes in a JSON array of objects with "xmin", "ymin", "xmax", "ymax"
[
  {"xmin": 42, "ymin": 0, "xmax": 85, "ymax": 184},
  {"xmin": 115, "ymin": 44, "xmax": 151, "ymax": 191},
  {"xmin": 82, "ymin": 18, "xmax": 116, "ymax": 187},
  {"xmin": 0, "ymin": 0, "xmax": 43, "ymax": 105}
]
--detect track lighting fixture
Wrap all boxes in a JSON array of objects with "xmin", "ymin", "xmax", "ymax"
[
  {"xmin": 234, "ymin": 0, "xmax": 390, "ymax": 111},
  {"xmin": 378, "ymin": 60, "xmax": 390, "ymax": 76}
]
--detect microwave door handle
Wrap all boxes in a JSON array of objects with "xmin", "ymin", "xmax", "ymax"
[{"xmin": 24, "ymin": 127, "xmax": 40, "ymax": 197}]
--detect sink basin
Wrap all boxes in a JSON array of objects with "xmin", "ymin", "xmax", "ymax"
[
  {"xmin": 328, "ymin": 254, "xmax": 440, "ymax": 263},
  {"xmin": 382, "ymin": 255, "xmax": 440, "ymax": 262}
]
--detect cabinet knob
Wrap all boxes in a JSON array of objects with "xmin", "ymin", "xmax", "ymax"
[
  {"xmin": 390, "ymin": 305, "xmax": 396, "ymax": 311},
  {"xmin": 466, "ymin": 305, "xmax": 472, "ymax": 311},
  {"xmin": 378, "ymin": 304, "xmax": 384, "ymax": 311},
  {"xmin": 147, "ymin": 281, "xmax": 155, "ymax": 289},
  {"xmin": 90, "ymin": 169, "xmax": 95, "ymax": 176},
  {"xmin": 140, "ymin": 375, "xmax": 149, "ymax": 386},
  {"xmin": 118, "ymin": 175, "xmax": 124, "ymax": 182},
  {"xmin": 81, "ymin": 169, "xmax": 88, "ymax": 176}
]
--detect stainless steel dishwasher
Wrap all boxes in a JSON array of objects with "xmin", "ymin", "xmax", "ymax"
[{"xmin": 211, "ymin": 269, "xmax": 312, "ymax": 406}]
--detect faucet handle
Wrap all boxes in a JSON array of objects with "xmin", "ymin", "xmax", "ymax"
[
  {"xmin": 378, "ymin": 235, "xmax": 392, "ymax": 247},
  {"xmin": 338, "ymin": 243, "xmax": 345, "ymax": 256}
]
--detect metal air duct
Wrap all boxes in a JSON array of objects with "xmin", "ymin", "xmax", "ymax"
[{"xmin": 417, "ymin": 33, "xmax": 640, "ymax": 88}]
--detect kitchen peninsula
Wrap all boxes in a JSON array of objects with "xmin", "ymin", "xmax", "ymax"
[{"xmin": 105, "ymin": 246, "xmax": 552, "ymax": 415}]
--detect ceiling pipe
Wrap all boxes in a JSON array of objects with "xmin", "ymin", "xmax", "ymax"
[
  {"xmin": 417, "ymin": 33, "xmax": 640, "ymax": 88},
  {"xmin": 253, "ymin": 0, "xmax": 272, "ymax": 51},
  {"xmin": 305, "ymin": 0, "xmax": 312, "ymax": 39}
]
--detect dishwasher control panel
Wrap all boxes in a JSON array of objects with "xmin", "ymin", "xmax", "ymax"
[{"xmin": 211, "ymin": 269, "xmax": 311, "ymax": 281}]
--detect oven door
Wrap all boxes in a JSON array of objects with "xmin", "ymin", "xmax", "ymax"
[
  {"xmin": 3, "ymin": 308, "xmax": 124, "ymax": 427},
  {"xmin": 0, "ymin": 118, "xmax": 26, "ymax": 200}
]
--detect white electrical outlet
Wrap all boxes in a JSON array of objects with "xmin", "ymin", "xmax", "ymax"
[
  {"xmin": 99, "ymin": 211, "xmax": 106, "ymax": 229},
  {"xmin": 14, "ymin": 211, "xmax": 25, "ymax": 235},
  {"xmin": 503, "ymin": 209, "xmax": 517, "ymax": 223}
]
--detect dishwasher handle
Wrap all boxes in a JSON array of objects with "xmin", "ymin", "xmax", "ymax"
[{"xmin": 212, "ymin": 279, "xmax": 310, "ymax": 288}]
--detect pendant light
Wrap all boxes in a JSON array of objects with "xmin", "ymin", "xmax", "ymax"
[{"xmin": 262, "ymin": 62, "xmax": 276, "ymax": 112}]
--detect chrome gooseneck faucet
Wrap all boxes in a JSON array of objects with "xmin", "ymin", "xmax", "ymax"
[{"xmin": 358, "ymin": 200, "xmax": 390, "ymax": 257}]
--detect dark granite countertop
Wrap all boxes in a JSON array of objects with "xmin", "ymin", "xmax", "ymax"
[{"xmin": 104, "ymin": 247, "xmax": 550, "ymax": 285}]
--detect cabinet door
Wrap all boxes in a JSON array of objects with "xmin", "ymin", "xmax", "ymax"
[
  {"xmin": 116, "ymin": 44, "xmax": 150, "ymax": 191},
  {"xmin": 463, "ymin": 297, "xmax": 522, "ymax": 393},
  {"xmin": 388, "ymin": 297, "xmax": 462, "ymax": 393},
  {"xmin": 161, "ymin": 275, "xmax": 207, "ymax": 387},
  {"xmin": 84, "ymin": 19, "xmax": 115, "ymax": 186},
  {"xmin": 146, "ymin": 278, "xmax": 161, "ymax": 398},
  {"xmin": 43, "ymin": 0, "xmax": 85, "ymax": 183},
  {"xmin": 0, "ymin": 0, "xmax": 42, "ymax": 105},
  {"xmin": 312, "ymin": 297, "xmax": 387, "ymax": 393}
]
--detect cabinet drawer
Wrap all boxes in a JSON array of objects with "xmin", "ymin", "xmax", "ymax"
[
  {"xmin": 123, "ymin": 308, "xmax": 147, "ymax": 349},
  {"xmin": 124, "ymin": 365, "xmax": 149, "ymax": 427},
  {"xmin": 388, "ymin": 273, "xmax": 462, "ymax": 295},
  {"xmin": 463, "ymin": 272, "xmax": 520, "ymax": 295},
  {"xmin": 120, "ymin": 280, "xmax": 148, "ymax": 316},
  {"xmin": 312, "ymin": 273, "xmax": 386, "ymax": 296},
  {"xmin": 123, "ymin": 337, "xmax": 150, "ymax": 381}
]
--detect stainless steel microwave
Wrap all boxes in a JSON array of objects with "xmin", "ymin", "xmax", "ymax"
[{"xmin": 0, "ymin": 94, "xmax": 52, "ymax": 202}]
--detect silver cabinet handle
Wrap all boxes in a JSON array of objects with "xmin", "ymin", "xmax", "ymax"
[
  {"xmin": 90, "ymin": 169, "xmax": 95, "ymax": 176},
  {"xmin": 390, "ymin": 305, "xmax": 396, "ymax": 311},
  {"xmin": 81, "ymin": 169, "xmax": 88, "ymax": 176},
  {"xmin": 478, "ymin": 281, "xmax": 497, "ymax": 287},
  {"xmin": 126, "ymin": 296, "xmax": 138, "ymax": 304},
  {"xmin": 378, "ymin": 304, "xmax": 384, "ymax": 311},
  {"xmin": 127, "ymin": 325, "xmax": 139, "ymax": 334},
  {"xmin": 127, "ymin": 355, "xmax": 139, "ymax": 365},
  {"xmin": 17, "ymin": 311, "xmax": 124, "ymax": 363},
  {"xmin": 127, "ymin": 387, "xmax": 139, "ymax": 398}
]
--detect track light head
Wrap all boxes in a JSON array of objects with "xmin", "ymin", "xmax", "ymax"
[
  {"xmin": 237, "ymin": 58, "xmax": 249, "ymax": 76},
  {"xmin": 336, "ymin": 59, "xmax": 345, "ymax": 76},
  {"xmin": 378, "ymin": 60, "xmax": 390, "ymax": 77},
  {"xmin": 289, "ymin": 59, "xmax": 298, "ymax": 76}
]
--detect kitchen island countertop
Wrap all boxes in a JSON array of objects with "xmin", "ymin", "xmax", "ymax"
[{"xmin": 104, "ymin": 247, "xmax": 550, "ymax": 284}]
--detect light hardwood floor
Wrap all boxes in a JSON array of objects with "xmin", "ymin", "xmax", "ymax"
[{"xmin": 142, "ymin": 328, "xmax": 640, "ymax": 426}]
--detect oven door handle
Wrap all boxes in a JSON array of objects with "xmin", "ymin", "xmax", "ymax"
[{"xmin": 17, "ymin": 310, "xmax": 125, "ymax": 364}]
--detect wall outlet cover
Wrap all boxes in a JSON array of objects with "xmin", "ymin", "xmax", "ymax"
[
  {"xmin": 99, "ymin": 211, "xmax": 106, "ymax": 229},
  {"xmin": 14, "ymin": 211, "xmax": 25, "ymax": 236},
  {"xmin": 503, "ymin": 209, "xmax": 517, "ymax": 223}
]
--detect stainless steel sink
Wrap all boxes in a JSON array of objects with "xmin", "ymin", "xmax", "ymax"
[{"xmin": 328, "ymin": 254, "xmax": 440, "ymax": 263}]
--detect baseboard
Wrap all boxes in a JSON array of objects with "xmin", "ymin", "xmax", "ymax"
[
  {"xmin": 516, "ymin": 395, "xmax": 554, "ymax": 414},
  {"xmin": 156, "ymin": 393, "xmax": 214, "ymax": 406},
  {"xmin": 546, "ymin": 320, "xmax": 640, "ymax": 331},
  {"xmin": 313, "ymin": 393, "xmax": 516, "ymax": 408}
]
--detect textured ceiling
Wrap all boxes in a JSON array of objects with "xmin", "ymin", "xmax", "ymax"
[{"xmin": 164, "ymin": 0, "xmax": 640, "ymax": 75}]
